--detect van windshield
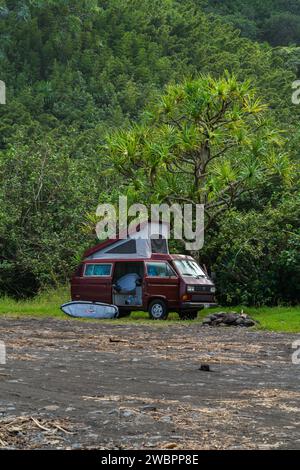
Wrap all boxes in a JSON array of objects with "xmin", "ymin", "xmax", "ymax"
[{"xmin": 174, "ymin": 260, "xmax": 206, "ymax": 278}]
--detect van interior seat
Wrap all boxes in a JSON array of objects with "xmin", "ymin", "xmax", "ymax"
[{"xmin": 114, "ymin": 273, "xmax": 141, "ymax": 294}]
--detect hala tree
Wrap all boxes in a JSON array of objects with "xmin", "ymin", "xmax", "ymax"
[{"xmin": 106, "ymin": 73, "xmax": 292, "ymax": 230}]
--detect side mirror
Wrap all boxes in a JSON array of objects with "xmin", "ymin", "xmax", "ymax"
[
  {"xmin": 210, "ymin": 272, "xmax": 216, "ymax": 281},
  {"xmin": 202, "ymin": 264, "xmax": 208, "ymax": 276}
]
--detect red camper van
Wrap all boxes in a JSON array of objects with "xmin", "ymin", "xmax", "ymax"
[{"xmin": 71, "ymin": 222, "xmax": 216, "ymax": 320}]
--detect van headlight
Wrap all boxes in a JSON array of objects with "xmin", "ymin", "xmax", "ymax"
[
  {"xmin": 187, "ymin": 286, "xmax": 195, "ymax": 293},
  {"xmin": 210, "ymin": 286, "xmax": 216, "ymax": 293}
]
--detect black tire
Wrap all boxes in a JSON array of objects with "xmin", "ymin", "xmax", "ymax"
[
  {"xmin": 179, "ymin": 310, "xmax": 198, "ymax": 321},
  {"xmin": 148, "ymin": 299, "xmax": 168, "ymax": 320},
  {"xmin": 118, "ymin": 309, "xmax": 131, "ymax": 318}
]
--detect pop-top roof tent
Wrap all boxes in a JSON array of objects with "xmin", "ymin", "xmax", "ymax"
[{"xmin": 84, "ymin": 221, "xmax": 170, "ymax": 260}]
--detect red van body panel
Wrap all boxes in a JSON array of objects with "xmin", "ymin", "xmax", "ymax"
[
  {"xmin": 72, "ymin": 261, "xmax": 113, "ymax": 303},
  {"xmin": 143, "ymin": 262, "xmax": 180, "ymax": 309}
]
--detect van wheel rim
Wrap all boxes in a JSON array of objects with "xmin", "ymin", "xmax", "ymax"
[{"xmin": 151, "ymin": 304, "xmax": 163, "ymax": 318}]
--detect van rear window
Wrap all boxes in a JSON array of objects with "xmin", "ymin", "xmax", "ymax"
[{"xmin": 84, "ymin": 264, "xmax": 112, "ymax": 276}]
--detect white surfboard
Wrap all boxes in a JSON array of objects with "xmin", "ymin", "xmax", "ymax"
[{"xmin": 61, "ymin": 301, "xmax": 119, "ymax": 319}]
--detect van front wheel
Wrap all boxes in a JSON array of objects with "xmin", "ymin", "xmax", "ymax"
[{"xmin": 148, "ymin": 300, "xmax": 168, "ymax": 320}]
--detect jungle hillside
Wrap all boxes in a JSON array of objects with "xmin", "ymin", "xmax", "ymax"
[{"xmin": 0, "ymin": 0, "xmax": 299, "ymax": 306}]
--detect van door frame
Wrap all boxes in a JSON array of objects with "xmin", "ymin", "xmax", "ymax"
[
  {"xmin": 143, "ymin": 260, "xmax": 180, "ymax": 310},
  {"xmin": 78, "ymin": 261, "xmax": 114, "ymax": 303},
  {"xmin": 112, "ymin": 260, "xmax": 144, "ymax": 308}
]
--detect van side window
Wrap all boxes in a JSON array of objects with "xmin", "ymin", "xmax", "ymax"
[
  {"xmin": 150, "ymin": 236, "xmax": 168, "ymax": 254},
  {"xmin": 84, "ymin": 264, "xmax": 112, "ymax": 276},
  {"xmin": 106, "ymin": 239, "xmax": 136, "ymax": 254},
  {"xmin": 146, "ymin": 262, "xmax": 176, "ymax": 277}
]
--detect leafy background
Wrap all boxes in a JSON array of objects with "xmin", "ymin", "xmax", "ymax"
[{"xmin": 0, "ymin": 0, "xmax": 299, "ymax": 305}]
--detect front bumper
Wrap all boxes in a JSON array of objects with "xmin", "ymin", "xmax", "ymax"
[{"xmin": 180, "ymin": 301, "xmax": 217, "ymax": 310}]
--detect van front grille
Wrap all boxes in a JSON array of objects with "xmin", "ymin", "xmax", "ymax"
[
  {"xmin": 192, "ymin": 294, "xmax": 214, "ymax": 302},
  {"xmin": 193, "ymin": 285, "xmax": 213, "ymax": 292}
]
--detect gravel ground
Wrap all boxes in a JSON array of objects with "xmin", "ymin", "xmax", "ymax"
[{"xmin": 0, "ymin": 317, "xmax": 300, "ymax": 449}]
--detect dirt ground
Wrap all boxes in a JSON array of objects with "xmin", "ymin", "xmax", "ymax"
[{"xmin": 0, "ymin": 317, "xmax": 300, "ymax": 450}]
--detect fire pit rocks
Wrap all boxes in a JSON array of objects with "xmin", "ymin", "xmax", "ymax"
[{"xmin": 201, "ymin": 311, "xmax": 258, "ymax": 327}]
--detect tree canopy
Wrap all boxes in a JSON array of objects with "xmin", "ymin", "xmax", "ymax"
[
  {"xmin": 202, "ymin": 0, "xmax": 300, "ymax": 45},
  {"xmin": 107, "ymin": 74, "xmax": 292, "ymax": 227}
]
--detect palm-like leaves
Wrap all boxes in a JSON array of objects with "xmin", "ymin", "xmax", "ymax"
[{"xmin": 106, "ymin": 73, "xmax": 292, "ymax": 229}]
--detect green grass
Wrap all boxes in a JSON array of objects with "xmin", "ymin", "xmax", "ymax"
[
  {"xmin": 199, "ymin": 306, "xmax": 300, "ymax": 333},
  {"xmin": 0, "ymin": 288, "xmax": 299, "ymax": 332},
  {"xmin": 0, "ymin": 287, "xmax": 68, "ymax": 318}
]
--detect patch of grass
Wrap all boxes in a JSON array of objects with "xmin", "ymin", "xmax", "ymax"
[
  {"xmin": 0, "ymin": 287, "xmax": 68, "ymax": 318},
  {"xmin": 0, "ymin": 288, "xmax": 299, "ymax": 332},
  {"xmin": 243, "ymin": 306, "xmax": 300, "ymax": 333}
]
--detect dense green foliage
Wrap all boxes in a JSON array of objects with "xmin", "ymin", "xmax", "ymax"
[
  {"xmin": 201, "ymin": 197, "xmax": 300, "ymax": 306},
  {"xmin": 0, "ymin": 135, "xmax": 102, "ymax": 296},
  {"xmin": 0, "ymin": 0, "xmax": 299, "ymax": 305},
  {"xmin": 203, "ymin": 0, "xmax": 300, "ymax": 45}
]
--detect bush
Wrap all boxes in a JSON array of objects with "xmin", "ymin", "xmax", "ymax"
[
  {"xmin": 0, "ymin": 137, "xmax": 101, "ymax": 298},
  {"xmin": 202, "ymin": 197, "xmax": 300, "ymax": 306}
]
